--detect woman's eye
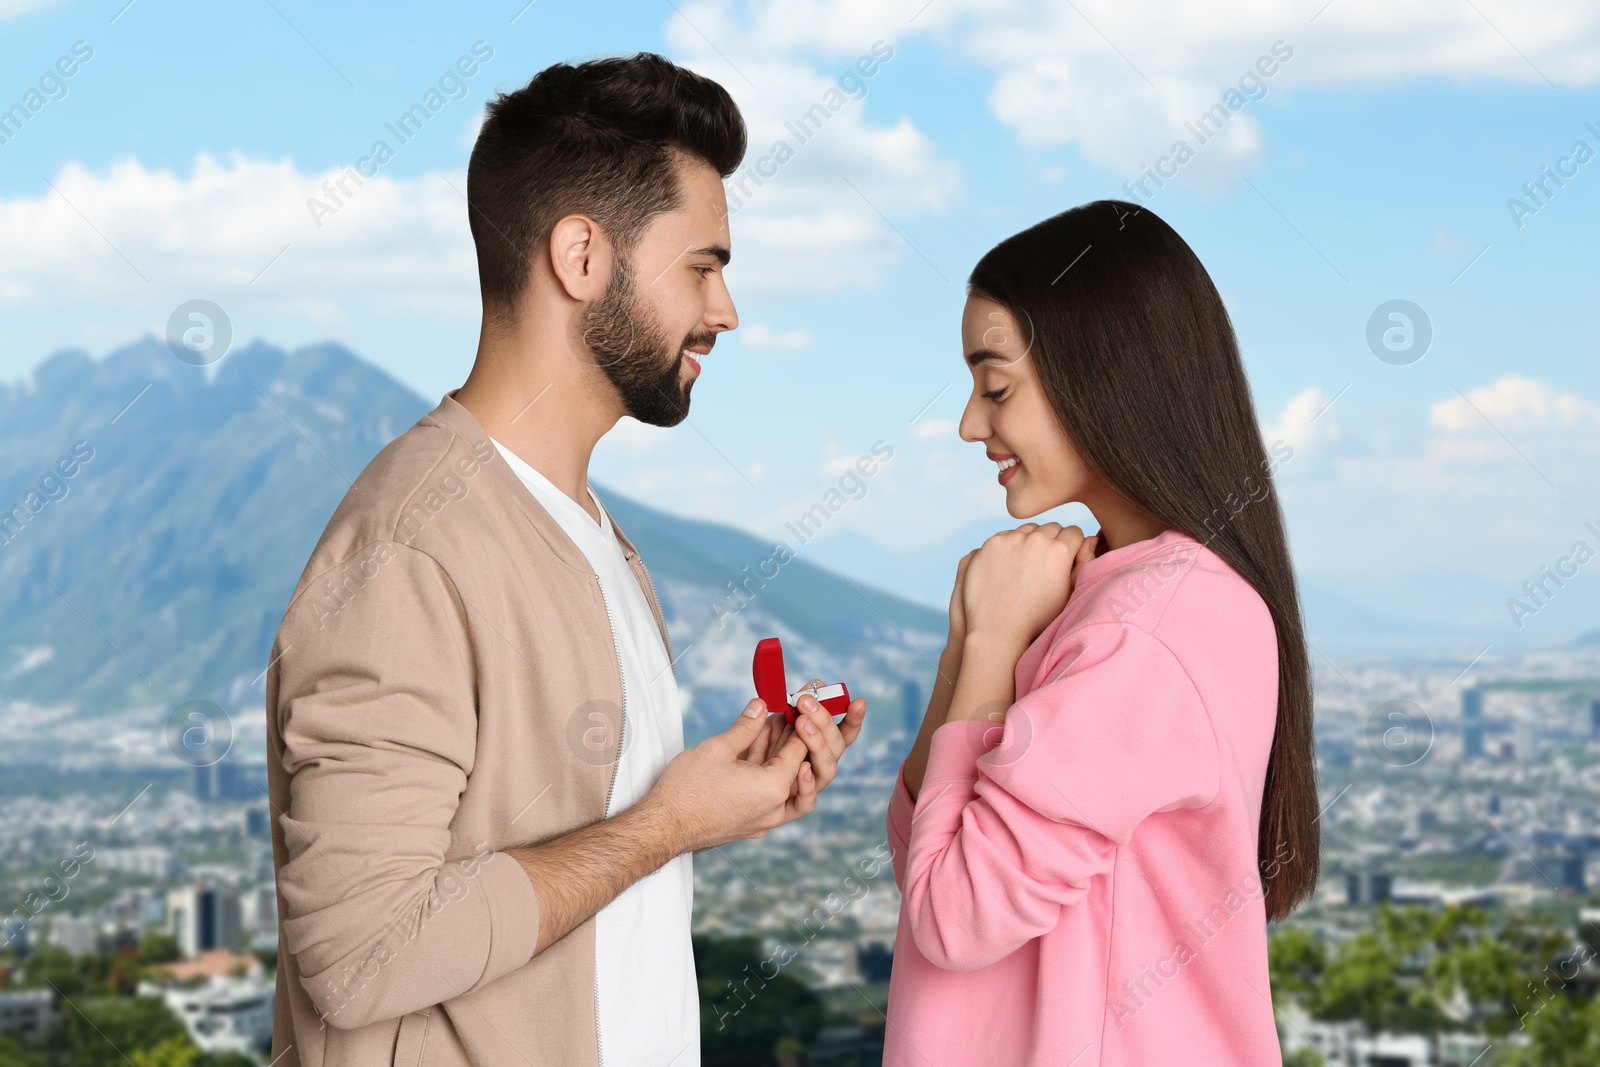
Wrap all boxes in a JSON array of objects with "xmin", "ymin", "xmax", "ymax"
[{"xmin": 981, "ymin": 388, "xmax": 1007, "ymax": 401}]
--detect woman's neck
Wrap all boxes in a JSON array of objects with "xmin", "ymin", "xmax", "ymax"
[{"xmin": 1086, "ymin": 495, "xmax": 1169, "ymax": 551}]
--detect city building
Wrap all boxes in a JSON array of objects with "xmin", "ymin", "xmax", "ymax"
[
  {"xmin": 1461, "ymin": 687, "xmax": 1484, "ymax": 759},
  {"xmin": 167, "ymin": 885, "xmax": 241, "ymax": 959},
  {"xmin": 1344, "ymin": 871, "xmax": 1393, "ymax": 905},
  {"xmin": 1562, "ymin": 848, "xmax": 1587, "ymax": 895},
  {"xmin": 47, "ymin": 915, "xmax": 100, "ymax": 955},
  {"xmin": 192, "ymin": 757, "xmax": 267, "ymax": 802},
  {"xmin": 139, "ymin": 966, "xmax": 273, "ymax": 1058},
  {"xmin": 856, "ymin": 941, "xmax": 892, "ymax": 984},
  {"xmin": 238, "ymin": 884, "xmax": 278, "ymax": 936},
  {"xmin": 98, "ymin": 845, "xmax": 183, "ymax": 880},
  {"xmin": 0, "ymin": 989, "xmax": 56, "ymax": 1038}
]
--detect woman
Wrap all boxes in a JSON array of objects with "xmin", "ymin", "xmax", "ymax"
[{"xmin": 884, "ymin": 201, "xmax": 1317, "ymax": 1066}]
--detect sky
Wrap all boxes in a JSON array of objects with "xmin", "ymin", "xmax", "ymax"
[{"xmin": 1, "ymin": 0, "xmax": 1598, "ymax": 642}]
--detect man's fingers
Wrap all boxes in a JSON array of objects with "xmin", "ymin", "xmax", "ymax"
[
  {"xmin": 794, "ymin": 703, "xmax": 839, "ymax": 786},
  {"xmin": 805, "ymin": 702, "xmax": 846, "ymax": 762},
  {"xmin": 723, "ymin": 698, "xmax": 769, "ymax": 753},
  {"xmin": 744, "ymin": 715, "xmax": 780, "ymax": 763},
  {"xmin": 766, "ymin": 724, "xmax": 809, "ymax": 775},
  {"xmin": 785, "ymin": 761, "xmax": 817, "ymax": 821},
  {"xmin": 837, "ymin": 697, "xmax": 867, "ymax": 747},
  {"xmin": 769, "ymin": 718, "xmax": 795, "ymax": 756}
]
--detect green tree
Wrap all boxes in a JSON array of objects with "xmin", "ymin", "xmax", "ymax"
[
  {"xmin": 129, "ymin": 1036, "xmax": 198, "ymax": 1067},
  {"xmin": 1503, "ymin": 994, "xmax": 1600, "ymax": 1067},
  {"xmin": 695, "ymin": 934, "xmax": 825, "ymax": 1067},
  {"xmin": 1427, "ymin": 910, "xmax": 1568, "ymax": 1037},
  {"xmin": 137, "ymin": 934, "xmax": 180, "ymax": 965},
  {"xmin": 33, "ymin": 995, "xmax": 190, "ymax": 1067},
  {"xmin": 1267, "ymin": 925, "xmax": 1326, "ymax": 1000},
  {"xmin": 1313, "ymin": 908, "xmax": 1454, "ymax": 1037}
]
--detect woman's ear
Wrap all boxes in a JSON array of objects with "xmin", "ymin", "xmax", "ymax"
[{"xmin": 547, "ymin": 214, "xmax": 612, "ymax": 302}]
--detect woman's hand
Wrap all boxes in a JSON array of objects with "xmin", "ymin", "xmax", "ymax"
[
  {"xmin": 962, "ymin": 523, "xmax": 1098, "ymax": 660},
  {"xmin": 946, "ymin": 549, "xmax": 976, "ymax": 654}
]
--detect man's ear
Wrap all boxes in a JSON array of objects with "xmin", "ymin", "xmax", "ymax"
[{"xmin": 547, "ymin": 214, "xmax": 613, "ymax": 302}]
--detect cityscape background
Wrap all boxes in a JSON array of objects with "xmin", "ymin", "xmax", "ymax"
[{"xmin": 2, "ymin": 0, "xmax": 1600, "ymax": 1064}]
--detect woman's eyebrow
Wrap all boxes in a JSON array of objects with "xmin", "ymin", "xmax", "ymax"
[{"xmin": 964, "ymin": 349, "xmax": 1003, "ymax": 366}]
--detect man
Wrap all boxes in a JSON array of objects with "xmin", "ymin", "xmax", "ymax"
[{"xmin": 264, "ymin": 53, "xmax": 865, "ymax": 1067}]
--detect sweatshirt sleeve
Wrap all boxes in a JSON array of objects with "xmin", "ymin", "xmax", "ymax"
[
  {"xmin": 272, "ymin": 541, "xmax": 541, "ymax": 1030},
  {"xmin": 901, "ymin": 623, "xmax": 1220, "ymax": 973}
]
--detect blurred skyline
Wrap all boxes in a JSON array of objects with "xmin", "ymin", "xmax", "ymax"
[{"xmin": 1, "ymin": 0, "xmax": 1598, "ymax": 646}]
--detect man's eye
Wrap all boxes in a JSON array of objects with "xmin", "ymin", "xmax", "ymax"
[{"xmin": 695, "ymin": 265, "xmax": 714, "ymax": 277}]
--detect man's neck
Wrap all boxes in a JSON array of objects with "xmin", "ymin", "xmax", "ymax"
[{"xmin": 456, "ymin": 320, "xmax": 619, "ymax": 525}]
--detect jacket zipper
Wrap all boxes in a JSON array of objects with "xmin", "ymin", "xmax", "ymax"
[{"xmin": 593, "ymin": 572, "xmax": 626, "ymax": 1067}]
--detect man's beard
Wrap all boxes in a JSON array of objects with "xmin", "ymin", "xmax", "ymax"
[{"xmin": 580, "ymin": 253, "xmax": 708, "ymax": 428}]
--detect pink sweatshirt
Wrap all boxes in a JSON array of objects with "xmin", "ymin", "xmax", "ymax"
[{"xmin": 884, "ymin": 529, "xmax": 1284, "ymax": 1066}]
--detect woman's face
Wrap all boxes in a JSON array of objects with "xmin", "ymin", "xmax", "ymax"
[{"xmin": 958, "ymin": 295, "xmax": 1098, "ymax": 519}]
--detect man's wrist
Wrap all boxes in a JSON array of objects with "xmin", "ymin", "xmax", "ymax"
[{"xmin": 634, "ymin": 787, "xmax": 697, "ymax": 858}]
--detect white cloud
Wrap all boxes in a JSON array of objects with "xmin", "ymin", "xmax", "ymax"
[
  {"xmin": 1261, "ymin": 385, "xmax": 1342, "ymax": 455},
  {"xmin": 911, "ymin": 415, "xmax": 958, "ymax": 441},
  {"xmin": 739, "ymin": 322, "xmax": 813, "ymax": 350},
  {"xmin": 665, "ymin": 2, "xmax": 960, "ymax": 292},
  {"xmin": 0, "ymin": 0, "xmax": 61, "ymax": 16},
  {"xmin": 0, "ymin": 153, "xmax": 480, "ymax": 317},
  {"xmin": 1429, "ymin": 375, "xmax": 1600, "ymax": 434},
  {"xmin": 694, "ymin": 0, "xmax": 1600, "ymax": 195},
  {"xmin": 603, "ymin": 416, "xmax": 679, "ymax": 457}
]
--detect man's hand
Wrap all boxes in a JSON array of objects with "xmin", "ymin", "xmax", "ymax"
[
  {"xmin": 740, "ymin": 678, "xmax": 865, "ymax": 797},
  {"xmin": 511, "ymin": 696, "xmax": 862, "ymax": 955},
  {"xmin": 650, "ymin": 695, "xmax": 861, "ymax": 851}
]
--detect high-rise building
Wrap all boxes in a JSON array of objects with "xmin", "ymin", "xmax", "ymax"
[
  {"xmin": 244, "ymin": 806, "xmax": 270, "ymax": 838},
  {"xmin": 1562, "ymin": 848, "xmax": 1587, "ymax": 895},
  {"xmin": 1345, "ymin": 871, "xmax": 1392, "ymax": 905},
  {"xmin": 856, "ymin": 941, "xmax": 893, "ymax": 984},
  {"xmin": 1590, "ymin": 699, "xmax": 1600, "ymax": 741},
  {"xmin": 193, "ymin": 757, "xmax": 268, "ymax": 802},
  {"xmin": 168, "ymin": 885, "xmax": 241, "ymax": 959},
  {"xmin": 49, "ymin": 915, "xmax": 100, "ymax": 955},
  {"xmin": 1461, "ymin": 688, "xmax": 1484, "ymax": 759}
]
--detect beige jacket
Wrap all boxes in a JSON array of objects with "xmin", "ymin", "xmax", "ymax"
[{"xmin": 265, "ymin": 394, "xmax": 675, "ymax": 1067}]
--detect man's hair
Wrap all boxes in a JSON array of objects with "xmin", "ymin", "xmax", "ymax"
[{"xmin": 467, "ymin": 52, "xmax": 746, "ymax": 324}]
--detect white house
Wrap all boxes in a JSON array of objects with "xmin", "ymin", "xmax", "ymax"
[{"xmin": 138, "ymin": 971, "xmax": 274, "ymax": 1057}]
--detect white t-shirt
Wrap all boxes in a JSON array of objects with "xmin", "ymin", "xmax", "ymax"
[{"xmin": 493, "ymin": 440, "xmax": 699, "ymax": 1067}]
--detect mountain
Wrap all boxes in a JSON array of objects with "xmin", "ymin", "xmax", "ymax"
[{"xmin": 0, "ymin": 337, "xmax": 945, "ymax": 742}]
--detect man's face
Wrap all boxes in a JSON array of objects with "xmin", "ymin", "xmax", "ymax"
[{"xmin": 580, "ymin": 157, "xmax": 737, "ymax": 427}]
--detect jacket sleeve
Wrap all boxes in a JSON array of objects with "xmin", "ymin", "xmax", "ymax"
[
  {"xmin": 272, "ymin": 541, "xmax": 541, "ymax": 1030},
  {"xmin": 901, "ymin": 623, "xmax": 1220, "ymax": 972}
]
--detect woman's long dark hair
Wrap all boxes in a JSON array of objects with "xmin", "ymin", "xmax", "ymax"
[{"xmin": 969, "ymin": 200, "xmax": 1318, "ymax": 922}]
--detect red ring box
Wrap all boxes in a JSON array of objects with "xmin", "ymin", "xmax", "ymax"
[{"xmin": 752, "ymin": 637, "xmax": 851, "ymax": 725}]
